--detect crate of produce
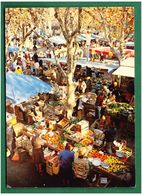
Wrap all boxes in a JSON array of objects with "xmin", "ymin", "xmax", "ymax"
[
  {"xmin": 56, "ymin": 118, "xmax": 69, "ymax": 130},
  {"xmin": 70, "ymin": 124, "xmax": 81, "ymax": 132}
]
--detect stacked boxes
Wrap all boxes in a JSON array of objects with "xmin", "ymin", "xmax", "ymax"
[{"xmin": 46, "ymin": 156, "xmax": 59, "ymax": 175}]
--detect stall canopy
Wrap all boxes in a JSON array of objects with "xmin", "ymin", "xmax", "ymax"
[
  {"xmin": 79, "ymin": 34, "xmax": 101, "ymax": 41},
  {"xmin": 6, "ymin": 72, "xmax": 52, "ymax": 104},
  {"xmin": 90, "ymin": 47, "xmax": 135, "ymax": 57},
  {"xmin": 112, "ymin": 57, "xmax": 134, "ymax": 78},
  {"xmin": 49, "ymin": 36, "xmax": 66, "ymax": 45},
  {"xmin": 49, "ymin": 34, "xmax": 102, "ymax": 44},
  {"xmin": 40, "ymin": 57, "xmax": 119, "ymax": 73}
]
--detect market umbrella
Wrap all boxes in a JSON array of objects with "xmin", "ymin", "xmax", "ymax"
[{"xmin": 6, "ymin": 72, "xmax": 52, "ymax": 104}]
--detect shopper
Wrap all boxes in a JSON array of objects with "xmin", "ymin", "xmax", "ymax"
[
  {"xmin": 58, "ymin": 143, "xmax": 74, "ymax": 186},
  {"xmin": 85, "ymin": 76, "xmax": 92, "ymax": 92},
  {"xmin": 95, "ymin": 92, "xmax": 106, "ymax": 120},
  {"xmin": 15, "ymin": 65, "xmax": 23, "ymax": 74},
  {"xmin": 31, "ymin": 134, "xmax": 45, "ymax": 176},
  {"xmin": 6, "ymin": 122, "xmax": 16, "ymax": 158},
  {"xmin": 100, "ymin": 53, "xmax": 104, "ymax": 62}
]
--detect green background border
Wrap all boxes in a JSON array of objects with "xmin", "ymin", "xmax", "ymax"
[{"xmin": 1, "ymin": 1, "xmax": 141, "ymax": 193}]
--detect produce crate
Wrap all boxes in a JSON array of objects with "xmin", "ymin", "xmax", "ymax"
[
  {"xmin": 46, "ymin": 156, "xmax": 59, "ymax": 175},
  {"xmin": 56, "ymin": 118, "xmax": 70, "ymax": 130}
]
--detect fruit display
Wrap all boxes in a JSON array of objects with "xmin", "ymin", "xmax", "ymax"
[
  {"xmin": 102, "ymin": 155, "xmax": 127, "ymax": 174},
  {"xmin": 88, "ymin": 150, "xmax": 108, "ymax": 161},
  {"xmin": 70, "ymin": 124, "xmax": 81, "ymax": 132},
  {"xmin": 106, "ymin": 102, "xmax": 134, "ymax": 121},
  {"xmin": 70, "ymin": 132, "xmax": 82, "ymax": 142},
  {"xmin": 57, "ymin": 142, "xmax": 65, "ymax": 151},
  {"xmin": 80, "ymin": 137, "xmax": 94, "ymax": 146},
  {"xmin": 107, "ymin": 102, "xmax": 133, "ymax": 113},
  {"xmin": 82, "ymin": 129, "xmax": 94, "ymax": 137},
  {"xmin": 44, "ymin": 132, "xmax": 60, "ymax": 146}
]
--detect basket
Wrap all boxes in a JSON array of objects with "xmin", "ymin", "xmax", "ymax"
[{"xmin": 123, "ymin": 147, "xmax": 133, "ymax": 158}]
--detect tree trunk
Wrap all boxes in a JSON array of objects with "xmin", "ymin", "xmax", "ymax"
[{"xmin": 66, "ymin": 41, "xmax": 77, "ymax": 119}]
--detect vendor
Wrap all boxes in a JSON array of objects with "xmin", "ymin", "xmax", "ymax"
[
  {"xmin": 104, "ymin": 122, "xmax": 117, "ymax": 155},
  {"xmin": 76, "ymin": 79, "xmax": 87, "ymax": 94},
  {"xmin": 109, "ymin": 81, "xmax": 121, "ymax": 102},
  {"xmin": 102, "ymin": 85, "xmax": 110, "ymax": 96}
]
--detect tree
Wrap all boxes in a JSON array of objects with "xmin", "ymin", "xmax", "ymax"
[
  {"xmin": 54, "ymin": 8, "xmax": 83, "ymax": 119},
  {"xmin": 5, "ymin": 8, "xmax": 50, "ymax": 51},
  {"xmin": 83, "ymin": 7, "xmax": 134, "ymax": 65}
]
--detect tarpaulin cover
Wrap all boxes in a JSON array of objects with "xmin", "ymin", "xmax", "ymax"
[{"xmin": 6, "ymin": 72, "xmax": 52, "ymax": 104}]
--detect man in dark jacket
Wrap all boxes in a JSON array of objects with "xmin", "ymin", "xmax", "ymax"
[{"xmin": 59, "ymin": 143, "xmax": 74, "ymax": 186}]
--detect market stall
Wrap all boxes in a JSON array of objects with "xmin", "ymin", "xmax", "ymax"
[
  {"xmin": 7, "ymin": 113, "xmax": 133, "ymax": 185},
  {"xmin": 112, "ymin": 57, "xmax": 134, "ymax": 106},
  {"xmin": 39, "ymin": 57, "xmax": 119, "ymax": 74},
  {"xmin": 90, "ymin": 47, "xmax": 135, "ymax": 59}
]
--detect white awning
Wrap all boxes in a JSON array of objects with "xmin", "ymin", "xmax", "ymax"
[
  {"xmin": 112, "ymin": 66, "xmax": 134, "ymax": 78},
  {"xmin": 121, "ymin": 57, "xmax": 134, "ymax": 67},
  {"xmin": 39, "ymin": 57, "xmax": 119, "ymax": 73}
]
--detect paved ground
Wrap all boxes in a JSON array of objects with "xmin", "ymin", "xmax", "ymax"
[{"xmin": 7, "ymin": 156, "xmax": 90, "ymax": 188}]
